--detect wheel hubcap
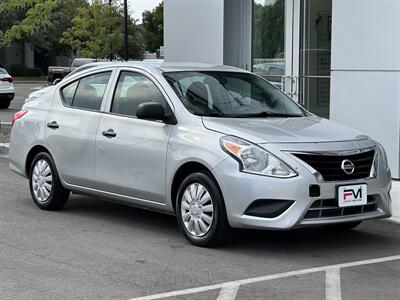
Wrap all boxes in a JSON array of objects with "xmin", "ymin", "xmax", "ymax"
[
  {"xmin": 181, "ymin": 183, "xmax": 214, "ymax": 237},
  {"xmin": 32, "ymin": 159, "xmax": 53, "ymax": 203}
]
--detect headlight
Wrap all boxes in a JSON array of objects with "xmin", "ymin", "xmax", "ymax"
[
  {"xmin": 220, "ymin": 136, "xmax": 297, "ymax": 178},
  {"xmin": 376, "ymin": 142, "xmax": 389, "ymax": 171}
]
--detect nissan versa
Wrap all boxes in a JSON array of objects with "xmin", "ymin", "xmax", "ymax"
[{"xmin": 9, "ymin": 62, "xmax": 392, "ymax": 246}]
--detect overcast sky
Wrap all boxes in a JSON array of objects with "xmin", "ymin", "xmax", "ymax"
[{"xmin": 128, "ymin": 0, "xmax": 162, "ymax": 24}]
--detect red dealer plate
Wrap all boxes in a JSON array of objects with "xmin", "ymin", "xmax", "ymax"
[{"xmin": 338, "ymin": 184, "xmax": 367, "ymax": 207}]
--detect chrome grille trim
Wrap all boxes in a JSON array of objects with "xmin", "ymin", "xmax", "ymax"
[{"xmin": 290, "ymin": 148, "xmax": 376, "ymax": 182}]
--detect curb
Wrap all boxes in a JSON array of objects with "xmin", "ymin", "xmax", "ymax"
[
  {"xmin": 389, "ymin": 216, "xmax": 400, "ymax": 224},
  {"xmin": 390, "ymin": 180, "xmax": 400, "ymax": 222}
]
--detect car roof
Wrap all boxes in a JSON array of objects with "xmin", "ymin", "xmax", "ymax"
[
  {"xmin": 64, "ymin": 61, "xmax": 248, "ymax": 82},
  {"xmin": 80, "ymin": 61, "xmax": 246, "ymax": 73},
  {"xmin": 154, "ymin": 62, "xmax": 245, "ymax": 73}
]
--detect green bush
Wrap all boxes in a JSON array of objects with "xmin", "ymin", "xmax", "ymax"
[
  {"xmin": 9, "ymin": 64, "xmax": 26, "ymax": 76},
  {"xmin": 26, "ymin": 68, "xmax": 42, "ymax": 76}
]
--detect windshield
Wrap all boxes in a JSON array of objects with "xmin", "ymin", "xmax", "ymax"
[{"xmin": 163, "ymin": 71, "xmax": 305, "ymax": 118}]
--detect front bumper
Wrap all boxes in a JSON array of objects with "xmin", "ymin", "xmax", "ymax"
[{"xmin": 212, "ymin": 140, "xmax": 392, "ymax": 230}]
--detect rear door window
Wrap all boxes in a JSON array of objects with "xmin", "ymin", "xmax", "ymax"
[{"xmin": 61, "ymin": 72, "xmax": 111, "ymax": 111}]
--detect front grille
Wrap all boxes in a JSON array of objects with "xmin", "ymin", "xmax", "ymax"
[
  {"xmin": 293, "ymin": 150, "xmax": 375, "ymax": 181},
  {"xmin": 304, "ymin": 195, "xmax": 378, "ymax": 219}
]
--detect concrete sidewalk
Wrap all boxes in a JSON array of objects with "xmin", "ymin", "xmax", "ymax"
[{"xmin": 391, "ymin": 180, "xmax": 400, "ymax": 222}]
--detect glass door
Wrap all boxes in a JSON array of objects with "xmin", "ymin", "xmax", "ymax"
[
  {"xmin": 252, "ymin": 0, "xmax": 286, "ymax": 90},
  {"xmin": 252, "ymin": 0, "xmax": 299, "ymax": 100},
  {"xmin": 252, "ymin": 0, "xmax": 332, "ymax": 118},
  {"xmin": 299, "ymin": 0, "xmax": 332, "ymax": 118}
]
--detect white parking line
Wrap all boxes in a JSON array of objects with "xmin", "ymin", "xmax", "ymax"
[
  {"xmin": 128, "ymin": 255, "xmax": 400, "ymax": 300},
  {"xmin": 216, "ymin": 284, "xmax": 240, "ymax": 300},
  {"xmin": 325, "ymin": 268, "xmax": 341, "ymax": 300}
]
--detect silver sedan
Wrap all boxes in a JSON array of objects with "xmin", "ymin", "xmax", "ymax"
[{"xmin": 9, "ymin": 62, "xmax": 392, "ymax": 246}]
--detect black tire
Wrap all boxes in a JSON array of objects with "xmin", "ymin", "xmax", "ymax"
[
  {"xmin": 29, "ymin": 152, "xmax": 70, "ymax": 210},
  {"xmin": 176, "ymin": 172, "xmax": 231, "ymax": 247},
  {"xmin": 323, "ymin": 221, "xmax": 362, "ymax": 231},
  {"xmin": 0, "ymin": 100, "xmax": 10, "ymax": 109}
]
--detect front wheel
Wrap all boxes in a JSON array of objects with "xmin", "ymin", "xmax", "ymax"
[
  {"xmin": 29, "ymin": 152, "xmax": 70, "ymax": 210},
  {"xmin": 176, "ymin": 172, "xmax": 230, "ymax": 247}
]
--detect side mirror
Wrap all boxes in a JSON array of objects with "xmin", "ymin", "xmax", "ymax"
[
  {"xmin": 53, "ymin": 78, "xmax": 62, "ymax": 85},
  {"xmin": 136, "ymin": 102, "xmax": 176, "ymax": 124}
]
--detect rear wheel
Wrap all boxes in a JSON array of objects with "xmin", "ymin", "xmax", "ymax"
[
  {"xmin": 323, "ymin": 221, "xmax": 362, "ymax": 231},
  {"xmin": 176, "ymin": 172, "xmax": 230, "ymax": 247},
  {"xmin": 29, "ymin": 152, "xmax": 70, "ymax": 210},
  {"xmin": 0, "ymin": 100, "xmax": 10, "ymax": 109}
]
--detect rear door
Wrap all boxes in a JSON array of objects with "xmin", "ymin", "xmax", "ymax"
[
  {"xmin": 94, "ymin": 68, "xmax": 175, "ymax": 203},
  {"xmin": 46, "ymin": 69, "xmax": 115, "ymax": 188}
]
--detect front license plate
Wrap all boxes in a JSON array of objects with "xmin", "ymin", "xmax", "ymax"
[{"xmin": 338, "ymin": 184, "xmax": 367, "ymax": 207}]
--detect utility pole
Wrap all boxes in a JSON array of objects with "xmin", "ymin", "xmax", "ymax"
[
  {"xmin": 124, "ymin": 0, "xmax": 128, "ymax": 61},
  {"xmin": 109, "ymin": 0, "xmax": 113, "ymax": 61}
]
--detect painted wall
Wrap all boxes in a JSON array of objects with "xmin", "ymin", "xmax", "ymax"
[
  {"xmin": 330, "ymin": 0, "xmax": 400, "ymax": 179},
  {"xmin": 164, "ymin": 0, "xmax": 224, "ymax": 64}
]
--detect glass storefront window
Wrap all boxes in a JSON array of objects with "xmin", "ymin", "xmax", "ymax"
[
  {"xmin": 300, "ymin": 0, "xmax": 332, "ymax": 118},
  {"xmin": 252, "ymin": 0, "xmax": 285, "ymax": 89}
]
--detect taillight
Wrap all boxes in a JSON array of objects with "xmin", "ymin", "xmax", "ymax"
[
  {"xmin": 1, "ymin": 77, "xmax": 13, "ymax": 83},
  {"xmin": 12, "ymin": 110, "xmax": 28, "ymax": 125}
]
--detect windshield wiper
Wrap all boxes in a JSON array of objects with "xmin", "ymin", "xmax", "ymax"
[
  {"xmin": 235, "ymin": 111, "xmax": 303, "ymax": 118},
  {"xmin": 195, "ymin": 111, "xmax": 303, "ymax": 118},
  {"xmin": 194, "ymin": 111, "xmax": 226, "ymax": 117}
]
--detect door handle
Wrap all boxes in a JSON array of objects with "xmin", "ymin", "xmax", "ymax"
[
  {"xmin": 281, "ymin": 75, "xmax": 291, "ymax": 94},
  {"xmin": 102, "ymin": 129, "xmax": 116, "ymax": 138},
  {"xmin": 47, "ymin": 121, "xmax": 59, "ymax": 129}
]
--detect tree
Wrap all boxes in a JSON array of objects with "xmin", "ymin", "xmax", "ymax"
[
  {"xmin": 142, "ymin": 2, "xmax": 163, "ymax": 53},
  {"xmin": 0, "ymin": 0, "xmax": 56, "ymax": 46},
  {"xmin": 61, "ymin": 0, "xmax": 143, "ymax": 59},
  {"xmin": 33, "ymin": 0, "xmax": 88, "ymax": 56}
]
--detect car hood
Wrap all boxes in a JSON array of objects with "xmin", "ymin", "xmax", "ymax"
[{"xmin": 202, "ymin": 116, "xmax": 368, "ymax": 144}]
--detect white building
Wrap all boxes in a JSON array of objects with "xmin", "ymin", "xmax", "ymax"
[{"xmin": 164, "ymin": 0, "xmax": 400, "ymax": 181}]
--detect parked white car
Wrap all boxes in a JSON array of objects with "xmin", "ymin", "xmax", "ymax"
[{"xmin": 0, "ymin": 68, "xmax": 15, "ymax": 109}]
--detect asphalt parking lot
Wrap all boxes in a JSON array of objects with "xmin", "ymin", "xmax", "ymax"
[
  {"xmin": 0, "ymin": 82, "xmax": 46, "ymax": 123},
  {"xmin": 0, "ymin": 153, "xmax": 399, "ymax": 300}
]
